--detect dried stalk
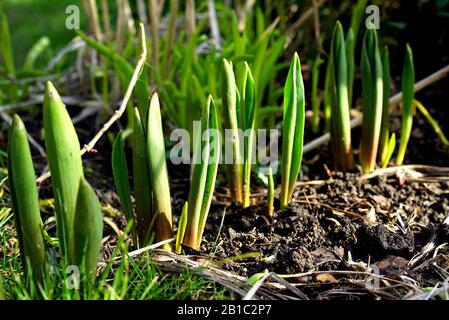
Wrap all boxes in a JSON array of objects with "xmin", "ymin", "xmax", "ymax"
[
  {"xmin": 208, "ymin": 0, "xmax": 221, "ymax": 49},
  {"xmin": 286, "ymin": 0, "xmax": 327, "ymax": 44},
  {"xmin": 82, "ymin": 0, "xmax": 102, "ymax": 41},
  {"xmin": 100, "ymin": 0, "xmax": 111, "ymax": 41},
  {"xmin": 185, "ymin": 0, "xmax": 195, "ymax": 40},
  {"xmin": 148, "ymin": 0, "xmax": 160, "ymax": 71},
  {"xmin": 164, "ymin": 0, "xmax": 178, "ymax": 78}
]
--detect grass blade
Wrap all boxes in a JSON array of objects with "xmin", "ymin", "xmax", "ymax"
[
  {"xmin": 132, "ymin": 108, "xmax": 153, "ymax": 245},
  {"xmin": 311, "ymin": 56, "xmax": 324, "ymax": 134},
  {"xmin": 396, "ymin": 44, "xmax": 415, "ymax": 165},
  {"xmin": 267, "ymin": 167, "xmax": 274, "ymax": 216},
  {"xmin": 414, "ymin": 99, "xmax": 449, "ymax": 146},
  {"xmin": 175, "ymin": 202, "xmax": 188, "ymax": 254},
  {"xmin": 111, "ymin": 133, "xmax": 134, "ymax": 222},
  {"xmin": 243, "ymin": 63, "xmax": 256, "ymax": 208},
  {"xmin": 346, "ymin": 28, "xmax": 355, "ymax": 108},
  {"xmin": 382, "ymin": 132, "xmax": 396, "ymax": 169},
  {"xmin": 379, "ymin": 46, "xmax": 392, "ymax": 166}
]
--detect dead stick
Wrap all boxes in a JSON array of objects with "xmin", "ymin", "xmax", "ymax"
[
  {"xmin": 36, "ymin": 23, "xmax": 147, "ymax": 184},
  {"xmin": 303, "ymin": 64, "xmax": 449, "ymax": 154}
]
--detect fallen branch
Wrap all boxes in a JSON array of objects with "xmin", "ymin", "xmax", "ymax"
[
  {"xmin": 36, "ymin": 23, "xmax": 147, "ymax": 184},
  {"xmin": 303, "ymin": 64, "xmax": 449, "ymax": 154}
]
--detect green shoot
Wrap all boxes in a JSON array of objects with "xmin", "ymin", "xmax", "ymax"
[
  {"xmin": 242, "ymin": 63, "xmax": 256, "ymax": 208},
  {"xmin": 132, "ymin": 107, "xmax": 153, "ymax": 245},
  {"xmin": 280, "ymin": 52, "xmax": 305, "ymax": 209},
  {"xmin": 382, "ymin": 133, "xmax": 396, "ymax": 169},
  {"xmin": 147, "ymin": 93, "xmax": 173, "ymax": 249},
  {"xmin": 182, "ymin": 96, "xmax": 220, "ymax": 250},
  {"xmin": 8, "ymin": 115, "xmax": 47, "ymax": 285},
  {"xmin": 329, "ymin": 22, "xmax": 354, "ymax": 172},
  {"xmin": 311, "ymin": 56, "xmax": 324, "ymax": 134},
  {"xmin": 414, "ymin": 99, "xmax": 449, "ymax": 146},
  {"xmin": 360, "ymin": 27, "xmax": 383, "ymax": 173},
  {"xmin": 73, "ymin": 177, "xmax": 103, "ymax": 287},
  {"xmin": 175, "ymin": 202, "xmax": 188, "ymax": 254},
  {"xmin": 111, "ymin": 132, "xmax": 137, "ymax": 245},
  {"xmin": 221, "ymin": 59, "xmax": 244, "ymax": 204},
  {"xmin": 267, "ymin": 167, "xmax": 274, "ymax": 216},
  {"xmin": 396, "ymin": 44, "xmax": 415, "ymax": 165},
  {"xmin": 346, "ymin": 28, "xmax": 355, "ymax": 108},
  {"xmin": 379, "ymin": 46, "xmax": 392, "ymax": 167},
  {"xmin": 44, "ymin": 81, "xmax": 83, "ymax": 263}
]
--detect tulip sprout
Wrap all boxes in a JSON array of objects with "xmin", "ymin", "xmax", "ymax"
[
  {"xmin": 8, "ymin": 115, "xmax": 47, "ymax": 285},
  {"xmin": 360, "ymin": 28, "xmax": 383, "ymax": 173},
  {"xmin": 280, "ymin": 52, "xmax": 305, "ymax": 209},
  {"xmin": 396, "ymin": 44, "xmax": 415, "ymax": 166},
  {"xmin": 221, "ymin": 59, "xmax": 244, "ymax": 204},
  {"xmin": 112, "ymin": 94, "xmax": 174, "ymax": 249},
  {"xmin": 44, "ymin": 81, "xmax": 84, "ymax": 263},
  {"xmin": 329, "ymin": 22, "xmax": 354, "ymax": 172},
  {"xmin": 182, "ymin": 96, "xmax": 220, "ymax": 250},
  {"xmin": 379, "ymin": 46, "xmax": 392, "ymax": 168},
  {"xmin": 8, "ymin": 82, "xmax": 104, "ymax": 288}
]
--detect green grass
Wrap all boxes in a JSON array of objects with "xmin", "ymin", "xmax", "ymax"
[
  {"xmin": 2, "ymin": 0, "xmax": 87, "ymax": 67},
  {"xmin": 0, "ymin": 151, "xmax": 232, "ymax": 300},
  {"xmin": 0, "ymin": 208, "xmax": 233, "ymax": 300}
]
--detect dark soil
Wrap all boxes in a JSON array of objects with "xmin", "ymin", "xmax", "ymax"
[{"xmin": 202, "ymin": 174, "xmax": 449, "ymax": 274}]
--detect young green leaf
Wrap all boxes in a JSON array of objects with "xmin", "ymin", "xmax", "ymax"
[
  {"xmin": 379, "ymin": 46, "xmax": 392, "ymax": 166},
  {"xmin": 221, "ymin": 59, "xmax": 243, "ymax": 204},
  {"xmin": 8, "ymin": 115, "xmax": 47, "ymax": 284},
  {"xmin": 43, "ymin": 81, "xmax": 83, "ymax": 263},
  {"xmin": 329, "ymin": 22, "xmax": 354, "ymax": 172},
  {"xmin": 147, "ymin": 93, "xmax": 173, "ymax": 249},
  {"xmin": 311, "ymin": 56, "xmax": 324, "ymax": 134},
  {"xmin": 346, "ymin": 28, "xmax": 355, "ymax": 108},
  {"xmin": 23, "ymin": 36, "xmax": 50, "ymax": 70},
  {"xmin": 0, "ymin": 11, "xmax": 15, "ymax": 76},
  {"xmin": 360, "ymin": 28, "xmax": 383, "ymax": 173},
  {"xmin": 175, "ymin": 202, "xmax": 188, "ymax": 254},
  {"xmin": 350, "ymin": 0, "xmax": 368, "ymax": 42},
  {"xmin": 382, "ymin": 133, "xmax": 396, "ymax": 169},
  {"xmin": 183, "ymin": 96, "xmax": 220, "ymax": 249},
  {"xmin": 243, "ymin": 62, "xmax": 256, "ymax": 208},
  {"xmin": 73, "ymin": 177, "xmax": 104, "ymax": 286},
  {"xmin": 111, "ymin": 132, "xmax": 137, "ymax": 245},
  {"xmin": 396, "ymin": 44, "xmax": 415, "ymax": 165},
  {"xmin": 280, "ymin": 52, "xmax": 305, "ymax": 208},
  {"xmin": 414, "ymin": 99, "xmax": 449, "ymax": 146},
  {"xmin": 132, "ymin": 108, "xmax": 153, "ymax": 245},
  {"xmin": 267, "ymin": 167, "xmax": 274, "ymax": 216}
]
